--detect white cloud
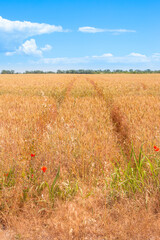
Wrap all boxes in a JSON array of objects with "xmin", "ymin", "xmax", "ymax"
[
  {"xmin": 152, "ymin": 53, "xmax": 160, "ymax": 60},
  {"xmin": 19, "ymin": 39, "xmax": 42, "ymax": 56},
  {"xmin": 40, "ymin": 56, "xmax": 89, "ymax": 64},
  {"xmin": 5, "ymin": 39, "xmax": 52, "ymax": 57},
  {"xmin": 129, "ymin": 52, "xmax": 146, "ymax": 57},
  {"xmin": 78, "ymin": 26, "xmax": 136, "ymax": 33},
  {"xmin": 6, "ymin": 48, "xmax": 160, "ymax": 67},
  {"xmin": 37, "ymin": 52, "xmax": 152, "ymax": 65},
  {"xmin": 0, "ymin": 16, "xmax": 65, "ymax": 40},
  {"xmin": 93, "ymin": 53, "xmax": 113, "ymax": 58},
  {"xmin": 5, "ymin": 51, "xmax": 16, "ymax": 56},
  {"xmin": 41, "ymin": 44, "xmax": 52, "ymax": 51},
  {"xmin": 78, "ymin": 27, "xmax": 105, "ymax": 33},
  {"xmin": 102, "ymin": 53, "xmax": 113, "ymax": 57},
  {"xmin": 91, "ymin": 52, "xmax": 149, "ymax": 63}
]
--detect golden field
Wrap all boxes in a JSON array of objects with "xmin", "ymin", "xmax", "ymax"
[{"xmin": 0, "ymin": 74, "xmax": 160, "ymax": 239}]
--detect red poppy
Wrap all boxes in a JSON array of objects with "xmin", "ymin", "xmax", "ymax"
[
  {"xmin": 31, "ymin": 174, "xmax": 33, "ymax": 178},
  {"xmin": 41, "ymin": 166, "xmax": 47, "ymax": 173},
  {"xmin": 154, "ymin": 146, "xmax": 159, "ymax": 152},
  {"xmin": 31, "ymin": 154, "xmax": 35, "ymax": 157}
]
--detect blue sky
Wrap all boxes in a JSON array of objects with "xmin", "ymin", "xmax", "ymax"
[{"xmin": 0, "ymin": 0, "xmax": 160, "ymax": 71}]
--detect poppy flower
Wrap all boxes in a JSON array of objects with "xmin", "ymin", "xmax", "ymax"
[
  {"xmin": 41, "ymin": 166, "xmax": 47, "ymax": 173},
  {"xmin": 154, "ymin": 146, "xmax": 159, "ymax": 152},
  {"xmin": 31, "ymin": 154, "xmax": 35, "ymax": 157}
]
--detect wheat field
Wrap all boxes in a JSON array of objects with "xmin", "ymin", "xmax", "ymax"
[{"xmin": 0, "ymin": 74, "xmax": 160, "ymax": 239}]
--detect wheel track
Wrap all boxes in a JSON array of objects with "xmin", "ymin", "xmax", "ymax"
[
  {"xmin": 86, "ymin": 77, "xmax": 131, "ymax": 157},
  {"xmin": 34, "ymin": 78, "xmax": 76, "ymax": 143}
]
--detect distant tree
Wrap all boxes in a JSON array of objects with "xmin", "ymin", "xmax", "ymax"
[
  {"xmin": 1, "ymin": 70, "xmax": 15, "ymax": 74},
  {"xmin": 113, "ymin": 69, "xmax": 123, "ymax": 73},
  {"xmin": 104, "ymin": 69, "xmax": 111, "ymax": 73},
  {"xmin": 46, "ymin": 71, "xmax": 55, "ymax": 74},
  {"xmin": 145, "ymin": 69, "xmax": 152, "ymax": 73},
  {"xmin": 57, "ymin": 70, "xmax": 65, "ymax": 74},
  {"xmin": 1, "ymin": 68, "xmax": 160, "ymax": 74},
  {"xmin": 134, "ymin": 69, "xmax": 141, "ymax": 73},
  {"xmin": 24, "ymin": 70, "xmax": 44, "ymax": 74}
]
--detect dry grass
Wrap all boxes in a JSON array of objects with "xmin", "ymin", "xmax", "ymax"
[{"xmin": 0, "ymin": 74, "xmax": 160, "ymax": 239}]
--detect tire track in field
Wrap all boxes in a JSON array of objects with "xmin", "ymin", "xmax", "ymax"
[
  {"xmin": 86, "ymin": 77, "xmax": 131, "ymax": 157},
  {"xmin": 35, "ymin": 78, "xmax": 76, "ymax": 139},
  {"xmin": 65, "ymin": 78, "xmax": 76, "ymax": 96}
]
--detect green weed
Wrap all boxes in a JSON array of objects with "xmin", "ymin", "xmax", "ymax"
[{"xmin": 106, "ymin": 145, "xmax": 160, "ymax": 198}]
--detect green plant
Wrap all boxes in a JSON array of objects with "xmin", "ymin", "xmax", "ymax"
[
  {"xmin": 106, "ymin": 145, "xmax": 160, "ymax": 198},
  {"xmin": 37, "ymin": 166, "xmax": 60, "ymax": 202},
  {"xmin": 3, "ymin": 168, "xmax": 16, "ymax": 188}
]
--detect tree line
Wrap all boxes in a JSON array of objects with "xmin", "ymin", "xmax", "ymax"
[{"xmin": 1, "ymin": 69, "xmax": 160, "ymax": 74}]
